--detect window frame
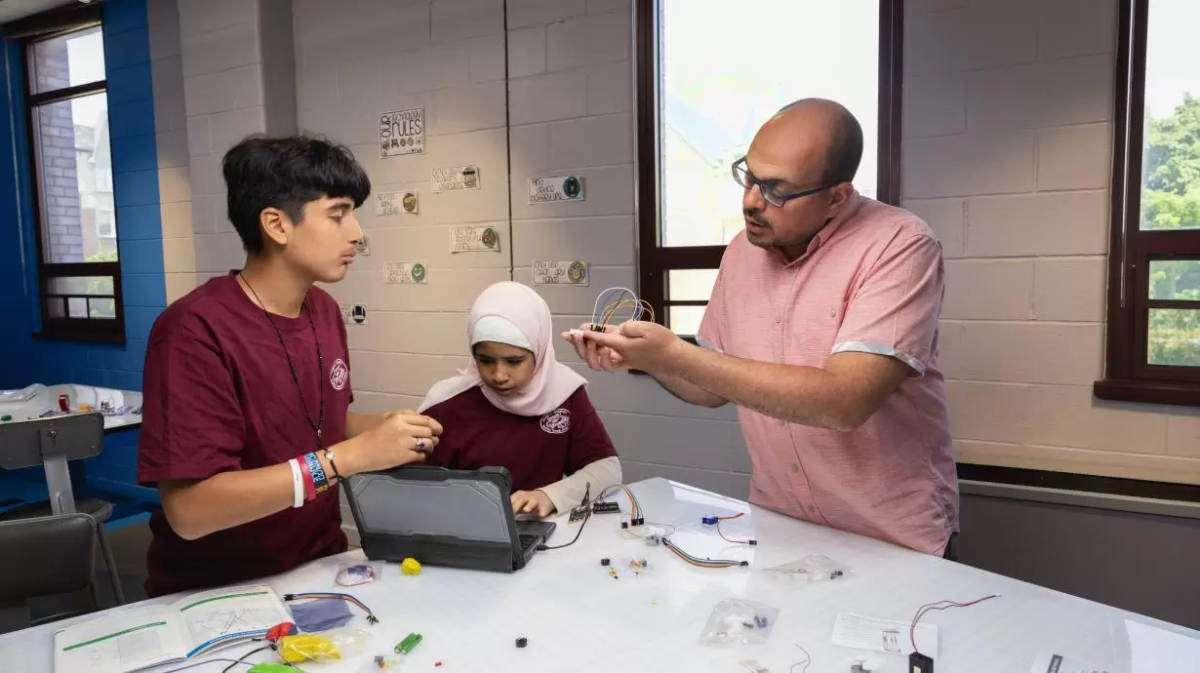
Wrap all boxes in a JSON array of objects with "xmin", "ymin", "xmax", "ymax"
[
  {"xmin": 18, "ymin": 11, "xmax": 126, "ymax": 344},
  {"xmin": 1094, "ymin": 0, "xmax": 1200, "ymax": 406},
  {"xmin": 634, "ymin": 0, "xmax": 905, "ymax": 336}
]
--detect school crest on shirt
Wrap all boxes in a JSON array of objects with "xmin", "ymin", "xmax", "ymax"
[
  {"xmin": 539, "ymin": 408, "xmax": 570, "ymax": 435},
  {"xmin": 330, "ymin": 359, "xmax": 349, "ymax": 391}
]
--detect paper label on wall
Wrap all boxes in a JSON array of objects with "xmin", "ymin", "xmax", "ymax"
[
  {"xmin": 354, "ymin": 235, "xmax": 370, "ymax": 256},
  {"xmin": 831, "ymin": 613, "xmax": 937, "ymax": 657},
  {"xmin": 379, "ymin": 107, "xmax": 424, "ymax": 158},
  {"xmin": 450, "ymin": 226, "xmax": 500, "ymax": 253},
  {"xmin": 375, "ymin": 190, "xmax": 419, "ymax": 216},
  {"xmin": 528, "ymin": 175, "xmax": 585, "ymax": 204},
  {"xmin": 432, "ymin": 165, "xmax": 480, "ymax": 192},
  {"xmin": 384, "ymin": 261, "xmax": 428, "ymax": 285},
  {"xmin": 339, "ymin": 303, "xmax": 368, "ymax": 325},
  {"xmin": 532, "ymin": 260, "xmax": 589, "ymax": 285}
]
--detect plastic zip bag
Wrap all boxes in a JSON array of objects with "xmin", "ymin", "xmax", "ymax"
[
  {"xmin": 763, "ymin": 554, "xmax": 850, "ymax": 581},
  {"xmin": 698, "ymin": 599, "xmax": 780, "ymax": 645}
]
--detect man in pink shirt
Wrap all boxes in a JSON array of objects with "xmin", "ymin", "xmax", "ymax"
[{"xmin": 567, "ymin": 99, "xmax": 959, "ymax": 558}]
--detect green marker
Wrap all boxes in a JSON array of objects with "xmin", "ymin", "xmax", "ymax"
[
  {"xmin": 0, "ymin": 415, "xmax": 10, "ymax": 422},
  {"xmin": 395, "ymin": 632, "xmax": 422, "ymax": 655}
]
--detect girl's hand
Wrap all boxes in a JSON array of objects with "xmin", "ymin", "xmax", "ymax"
[{"xmin": 510, "ymin": 490, "xmax": 555, "ymax": 517}]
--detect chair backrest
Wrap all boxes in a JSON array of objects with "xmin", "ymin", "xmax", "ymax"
[
  {"xmin": 0, "ymin": 412, "xmax": 104, "ymax": 470},
  {"xmin": 0, "ymin": 513, "xmax": 96, "ymax": 633}
]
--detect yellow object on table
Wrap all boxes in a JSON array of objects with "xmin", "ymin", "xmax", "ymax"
[
  {"xmin": 401, "ymin": 558, "xmax": 422, "ymax": 576},
  {"xmin": 278, "ymin": 633, "xmax": 341, "ymax": 663}
]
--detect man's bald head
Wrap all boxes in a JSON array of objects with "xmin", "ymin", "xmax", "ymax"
[{"xmin": 771, "ymin": 98, "xmax": 864, "ymax": 186}]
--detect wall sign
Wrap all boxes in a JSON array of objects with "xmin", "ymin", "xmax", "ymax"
[
  {"xmin": 375, "ymin": 191, "xmax": 419, "ymax": 217},
  {"xmin": 384, "ymin": 261, "xmax": 428, "ymax": 285},
  {"xmin": 432, "ymin": 165, "xmax": 480, "ymax": 192},
  {"xmin": 450, "ymin": 226, "xmax": 500, "ymax": 253},
  {"xmin": 351, "ymin": 304, "xmax": 367, "ymax": 325},
  {"xmin": 532, "ymin": 260, "xmax": 589, "ymax": 286},
  {"xmin": 379, "ymin": 107, "xmax": 424, "ymax": 158},
  {"xmin": 354, "ymin": 235, "xmax": 370, "ymax": 256},
  {"xmin": 528, "ymin": 175, "xmax": 585, "ymax": 204}
]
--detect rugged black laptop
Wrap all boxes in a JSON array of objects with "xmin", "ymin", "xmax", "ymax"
[{"xmin": 345, "ymin": 465, "xmax": 557, "ymax": 573}]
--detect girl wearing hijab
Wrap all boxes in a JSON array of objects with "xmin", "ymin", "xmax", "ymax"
[{"xmin": 418, "ymin": 282, "xmax": 621, "ymax": 517}]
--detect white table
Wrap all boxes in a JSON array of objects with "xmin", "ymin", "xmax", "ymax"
[
  {"xmin": 0, "ymin": 384, "xmax": 143, "ymax": 432},
  {"xmin": 2, "ymin": 478, "xmax": 1197, "ymax": 672}
]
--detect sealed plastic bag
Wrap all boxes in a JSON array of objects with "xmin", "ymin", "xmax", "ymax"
[
  {"xmin": 763, "ymin": 554, "xmax": 850, "ymax": 581},
  {"xmin": 335, "ymin": 561, "xmax": 384, "ymax": 587},
  {"xmin": 697, "ymin": 599, "xmax": 780, "ymax": 645},
  {"xmin": 278, "ymin": 628, "xmax": 372, "ymax": 663}
]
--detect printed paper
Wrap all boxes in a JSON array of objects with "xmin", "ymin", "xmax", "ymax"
[
  {"xmin": 532, "ymin": 260, "xmax": 589, "ymax": 285},
  {"xmin": 528, "ymin": 175, "xmax": 585, "ymax": 204},
  {"xmin": 379, "ymin": 107, "xmax": 424, "ymax": 157},
  {"xmin": 375, "ymin": 190, "xmax": 419, "ymax": 216},
  {"xmin": 432, "ymin": 165, "xmax": 480, "ymax": 192},
  {"xmin": 384, "ymin": 261, "xmax": 428, "ymax": 285},
  {"xmin": 450, "ymin": 226, "xmax": 500, "ymax": 253},
  {"xmin": 831, "ymin": 613, "xmax": 937, "ymax": 657}
]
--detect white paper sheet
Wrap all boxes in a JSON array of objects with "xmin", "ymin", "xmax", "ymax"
[
  {"xmin": 1125, "ymin": 619, "xmax": 1200, "ymax": 673},
  {"xmin": 832, "ymin": 613, "xmax": 938, "ymax": 656}
]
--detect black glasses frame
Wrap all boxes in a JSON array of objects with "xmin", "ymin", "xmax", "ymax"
[{"xmin": 731, "ymin": 157, "xmax": 837, "ymax": 207}]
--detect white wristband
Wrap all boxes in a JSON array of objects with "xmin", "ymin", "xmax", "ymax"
[{"xmin": 288, "ymin": 458, "xmax": 304, "ymax": 508}]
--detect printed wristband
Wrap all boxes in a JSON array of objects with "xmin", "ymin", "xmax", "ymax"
[
  {"xmin": 298, "ymin": 454, "xmax": 316, "ymax": 502},
  {"xmin": 304, "ymin": 451, "xmax": 330, "ymax": 496},
  {"xmin": 288, "ymin": 458, "xmax": 304, "ymax": 508}
]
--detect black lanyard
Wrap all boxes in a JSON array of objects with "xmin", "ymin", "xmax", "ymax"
[{"xmin": 239, "ymin": 274, "xmax": 325, "ymax": 448}]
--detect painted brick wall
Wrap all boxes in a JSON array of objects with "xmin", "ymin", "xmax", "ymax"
[{"xmin": 904, "ymin": 0, "xmax": 1200, "ymax": 485}]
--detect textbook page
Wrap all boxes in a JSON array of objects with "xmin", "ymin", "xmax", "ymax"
[
  {"xmin": 54, "ymin": 605, "xmax": 186, "ymax": 673},
  {"xmin": 171, "ymin": 585, "xmax": 292, "ymax": 657}
]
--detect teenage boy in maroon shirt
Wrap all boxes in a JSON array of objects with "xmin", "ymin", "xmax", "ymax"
[{"xmin": 137, "ymin": 136, "xmax": 442, "ymax": 597}]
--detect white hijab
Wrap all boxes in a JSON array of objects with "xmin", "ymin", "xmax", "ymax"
[{"xmin": 417, "ymin": 282, "xmax": 587, "ymax": 416}]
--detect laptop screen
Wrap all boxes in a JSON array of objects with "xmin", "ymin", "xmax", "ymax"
[{"xmin": 347, "ymin": 468, "xmax": 514, "ymax": 545}]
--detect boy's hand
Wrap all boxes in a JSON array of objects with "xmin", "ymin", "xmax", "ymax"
[
  {"xmin": 510, "ymin": 490, "xmax": 555, "ymax": 517},
  {"xmin": 340, "ymin": 412, "xmax": 442, "ymax": 475}
]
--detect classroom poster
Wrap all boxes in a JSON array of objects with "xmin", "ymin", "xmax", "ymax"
[
  {"xmin": 432, "ymin": 165, "xmax": 481, "ymax": 192},
  {"xmin": 528, "ymin": 175, "xmax": 585, "ymax": 204},
  {"xmin": 375, "ymin": 191, "xmax": 419, "ymax": 216},
  {"xmin": 379, "ymin": 107, "xmax": 424, "ymax": 158},
  {"xmin": 450, "ymin": 226, "xmax": 500, "ymax": 253},
  {"xmin": 532, "ymin": 260, "xmax": 589, "ymax": 285},
  {"xmin": 384, "ymin": 261, "xmax": 428, "ymax": 285}
]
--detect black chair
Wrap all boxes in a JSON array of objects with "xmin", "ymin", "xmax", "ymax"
[
  {"xmin": 0, "ymin": 412, "xmax": 126, "ymax": 606},
  {"xmin": 0, "ymin": 513, "xmax": 98, "ymax": 633}
]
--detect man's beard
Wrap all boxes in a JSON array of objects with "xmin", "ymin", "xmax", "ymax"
[{"xmin": 744, "ymin": 210, "xmax": 810, "ymax": 249}]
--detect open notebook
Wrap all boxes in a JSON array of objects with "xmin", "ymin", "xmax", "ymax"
[{"xmin": 54, "ymin": 585, "xmax": 291, "ymax": 673}]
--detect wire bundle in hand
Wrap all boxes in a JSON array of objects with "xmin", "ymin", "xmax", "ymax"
[
  {"xmin": 591, "ymin": 287, "xmax": 655, "ymax": 330},
  {"xmin": 909, "ymin": 594, "xmax": 1000, "ymax": 653}
]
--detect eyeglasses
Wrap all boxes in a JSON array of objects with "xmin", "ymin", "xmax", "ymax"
[{"xmin": 731, "ymin": 157, "xmax": 836, "ymax": 208}]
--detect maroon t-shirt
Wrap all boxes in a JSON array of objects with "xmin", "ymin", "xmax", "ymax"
[
  {"xmin": 422, "ymin": 386, "xmax": 617, "ymax": 491},
  {"xmin": 138, "ymin": 273, "xmax": 351, "ymax": 597}
]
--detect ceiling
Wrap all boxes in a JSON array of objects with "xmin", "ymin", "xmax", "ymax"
[{"xmin": 0, "ymin": 0, "xmax": 79, "ymax": 25}]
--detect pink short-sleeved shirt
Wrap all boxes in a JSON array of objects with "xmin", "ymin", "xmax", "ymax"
[{"xmin": 698, "ymin": 192, "xmax": 958, "ymax": 555}]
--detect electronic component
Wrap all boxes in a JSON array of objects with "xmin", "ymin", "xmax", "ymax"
[
  {"xmin": 600, "ymin": 558, "xmax": 610, "ymax": 566},
  {"xmin": 568, "ymin": 504, "xmax": 591, "ymax": 523},
  {"xmin": 754, "ymin": 615, "xmax": 768, "ymax": 628},
  {"xmin": 516, "ymin": 637, "xmax": 528, "ymax": 648},
  {"xmin": 592, "ymin": 501, "xmax": 621, "ymax": 514},
  {"xmin": 909, "ymin": 652, "xmax": 934, "ymax": 673},
  {"xmin": 394, "ymin": 633, "xmax": 423, "ymax": 655},
  {"xmin": 701, "ymin": 515, "xmax": 719, "ymax": 525},
  {"xmin": 644, "ymin": 534, "xmax": 661, "ymax": 546}
]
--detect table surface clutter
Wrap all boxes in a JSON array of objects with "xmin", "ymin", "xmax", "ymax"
[
  {"xmin": 0, "ymin": 383, "xmax": 143, "ymax": 432},
  {"xmin": 3, "ymin": 478, "xmax": 1198, "ymax": 673}
]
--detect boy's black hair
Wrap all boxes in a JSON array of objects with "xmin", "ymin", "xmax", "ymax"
[{"xmin": 222, "ymin": 135, "xmax": 371, "ymax": 256}]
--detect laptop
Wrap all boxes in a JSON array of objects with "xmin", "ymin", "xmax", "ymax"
[{"xmin": 344, "ymin": 465, "xmax": 557, "ymax": 573}]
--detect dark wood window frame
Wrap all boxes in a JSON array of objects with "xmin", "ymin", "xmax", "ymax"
[
  {"xmin": 634, "ymin": 0, "xmax": 904, "ymax": 336},
  {"xmin": 1094, "ymin": 0, "xmax": 1200, "ymax": 406},
  {"xmin": 7, "ymin": 3, "xmax": 126, "ymax": 344}
]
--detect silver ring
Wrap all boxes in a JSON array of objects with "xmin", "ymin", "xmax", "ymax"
[{"xmin": 415, "ymin": 438, "xmax": 428, "ymax": 452}]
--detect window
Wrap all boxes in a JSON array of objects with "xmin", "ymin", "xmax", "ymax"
[
  {"xmin": 635, "ymin": 0, "xmax": 903, "ymax": 336},
  {"xmin": 1096, "ymin": 0, "xmax": 1200, "ymax": 405},
  {"xmin": 22, "ymin": 15, "xmax": 124, "ymax": 342}
]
